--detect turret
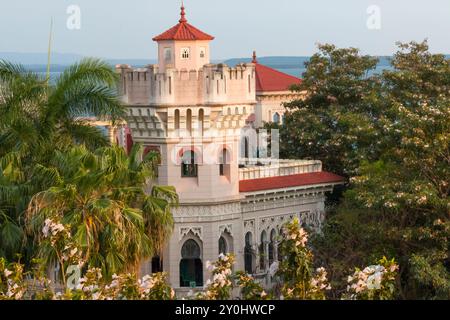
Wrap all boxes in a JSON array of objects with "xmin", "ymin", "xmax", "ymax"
[{"xmin": 152, "ymin": 4, "xmax": 214, "ymax": 73}]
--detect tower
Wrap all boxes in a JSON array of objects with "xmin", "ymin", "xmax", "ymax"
[
  {"xmin": 152, "ymin": 5, "xmax": 214, "ymax": 73},
  {"xmin": 117, "ymin": 4, "xmax": 257, "ymax": 288}
]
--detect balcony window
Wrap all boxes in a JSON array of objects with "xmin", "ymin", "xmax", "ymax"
[{"xmin": 181, "ymin": 150, "xmax": 198, "ymax": 178}]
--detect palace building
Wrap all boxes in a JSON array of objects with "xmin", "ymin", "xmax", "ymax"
[{"xmin": 115, "ymin": 5, "xmax": 344, "ymax": 293}]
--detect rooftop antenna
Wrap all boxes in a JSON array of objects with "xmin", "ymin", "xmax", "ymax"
[{"xmin": 46, "ymin": 17, "xmax": 53, "ymax": 87}]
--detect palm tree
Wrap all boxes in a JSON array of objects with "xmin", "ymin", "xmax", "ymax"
[
  {"xmin": 25, "ymin": 144, "xmax": 178, "ymax": 280},
  {"xmin": 1, "ymin": 59, "xmax": 177, "ymax": 278}
]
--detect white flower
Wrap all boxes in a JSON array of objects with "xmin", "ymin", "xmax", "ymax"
[
  {"xmin": 367, "ymin": 273, "xmax": 382, "ymax": 290},
  {"xmin": 4, "ymin": 269, "xmax": 13, "ymax": 277},
  {"xmin": 205, "ymin": 260, "xmax": 214, "ymax": 272}
]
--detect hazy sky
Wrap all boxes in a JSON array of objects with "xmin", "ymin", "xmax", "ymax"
[{"xmin": 1, "ymin": 0, "xmax": 449, "ymax": 59}]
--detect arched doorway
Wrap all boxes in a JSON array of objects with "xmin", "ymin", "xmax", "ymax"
[{"xmin": 180, "ymin": 239, "xmax": 203, "ymax": 287}]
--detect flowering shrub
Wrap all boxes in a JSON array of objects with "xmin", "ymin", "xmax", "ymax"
[
  {"xmin": 196, "ymin": 254, "xmax": 234, "ymax": 300},
  {"xmin": 235, "ymin": 271, "xmax": 271, "ymax": 300},
  {"xmin": 0, "ymin": 222, "xmax": 399, "ymax": 301},
  {"xmin": 277, "ymin": 218, "xmax": 331, "ymax": 300},
  {"xmin": 58, "ymin": 270, "xmax": 175, "ymax": 300},
  {"xmin": 1, "ymin": 256, "xmax": 174, "ymax": 301},
  {"xmin": 0, "ymin": 258, "xmax": 27, "ymax": 300},
  {"xmin": 343, "ymin": 257, "xmax": 399, "ymax": 300},
  {"xmin": 36, "ymin": 217, "xmax": 84, "ymax": 284}
]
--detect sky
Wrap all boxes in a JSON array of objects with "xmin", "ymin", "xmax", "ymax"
[{"xmin": 0, "ymin": 0, "xmax": 449, "ymax": 60}]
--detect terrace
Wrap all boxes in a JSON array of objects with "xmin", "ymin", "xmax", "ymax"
[{"xmin": 239, "ymin": 159, "xmax": 323, "ymax": 181}]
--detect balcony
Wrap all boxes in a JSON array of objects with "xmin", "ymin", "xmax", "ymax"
[{"xmin": 239, "ymin": 159, "xmax": 322, "ymax": 181}]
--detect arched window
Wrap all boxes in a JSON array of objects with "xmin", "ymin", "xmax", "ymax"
[
  {"xmin": 180, "ymin": 239, "xmax": 203, "ymax": 287},
  {"xmin": 218, "ymin": 236, "xmax": 227, "ymax": 255},
  {"xmin": 269, "ymin": 229, "xmax": 276, "ymax": 266},
  {"xmin": 143, "ymin": 146, "xmax": 161, "ymax": 166},
  {"xmin": 174, "ymin": 109, "xmax": 180, "ymax": 132},
  {"xmin": 278, "ymin": 226, "xmax": 283, "ymax": 262},
  {"xmin": 151, "ymin": 256, "xmax": 163, "ymax": 273},
  {"xmin": 273, "ymin": 112, "xmax": 281, "ymax": 124},
  {"xmin": 259, "ymin": 231, "xmax": 267, "ymax": 271},
  {"xmin": 198, "ymin": 109, "xmax": 204, "ymax": 136},
  {"xmin": 164, "ymin": 48, "xmax": 172, "ymax": 62},
  {"xmin": 244, "ymin": 232, "xmax": 253, "ymax": 274},
  {"xmin": 186, "ymin": 109, "xmax": 192, "ymax": 136},
  {"xmin": 181, "ymin": 48, "xmax": 190, "ymax": 59},
  {"xmin": 242, "ymin": 137, "xmax": 249, "ymax": 159},
  {"xmin": 126, "ymin": 132, "xmax": 133, "ymax": 155},
  {"xmin": 181, "ymin": 150, "xmax": 198, "ymax": 178},
  {"xmin": 219, "ymin": 148, "xmax": 230, "ymax": 177}
]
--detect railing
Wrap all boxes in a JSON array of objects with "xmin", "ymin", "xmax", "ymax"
[{"xmin": 239, "ymin": 159, "xmax": 322, "ymax": 180}]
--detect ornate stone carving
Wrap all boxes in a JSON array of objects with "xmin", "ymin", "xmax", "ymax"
[
  {"xmin": 219, "ymin": 224, "xmax": 233, "ymax": 237},
  {"xmin": 173, "ymin": 202, "xmax": 241, "ymax": 218},
  {"xmin": 179, "ymin": 226, "xmax": 203, "ymax": 241},
  {"xmin": 243, "ymin": 219, "xmax": 255, "ymax": 234}
]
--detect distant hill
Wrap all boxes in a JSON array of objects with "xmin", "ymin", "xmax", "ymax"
[
  {"xmin": 224, "ymin": 56, "xmax": 397, "ymax": 77},
  {"xmin": 0, "ymin": 52, "xmax": 84, "ymax": 65},
  {"xmin": 0, "ymin": 52, "xmax": 157, "ymax": 68},
  {"xmin": 2, "ymin": 52, "xmax": 447, "ymax": 78},
  {"xmin": 224, "ymin": 55, "xmax": 449, "ymax": 77},
  {"xmin": 224, "ymin": 56, "xmax": 311, "ymax": 77}
]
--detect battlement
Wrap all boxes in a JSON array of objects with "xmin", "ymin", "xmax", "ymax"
[{"xmin": 116, "ymin": 63, "xmax": 257, "ymax": 106}]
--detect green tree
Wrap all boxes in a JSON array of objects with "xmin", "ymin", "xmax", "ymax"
[
  {"xmin": 270, "ymin": 44, "xmax": 382, "ymax": 177},
  {"xmin": 277, "ymin": 218, "xmax": 331, "ymax": 300},
  {"xmin": 313, "ymin": 41, "xmax": 450, "ymax": 300},
  {"xmin": 0, "ymin": 59, "xmax": 125, "ymax": 261},
  {"xmin": 25, "ymin": 144, "xmax": 178, "ymax": 280}
]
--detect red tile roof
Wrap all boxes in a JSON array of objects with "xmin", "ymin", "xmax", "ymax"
[
  {"xmin": 239, "ymin": 171, "xmax": 345, "ymax": 193},
  {"xmin": 252, "ymin": 51, "xmax": 302, "ymax": 92},
  {"xmin": 255, "ymin": 63, "xmax": 302, "ymax": 92},
  {"xmin": 153, "ymin": 5, "xmax": 214, "ymax": 42}
]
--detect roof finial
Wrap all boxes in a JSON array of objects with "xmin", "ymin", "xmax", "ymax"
[
  {"xmin": 252, "ymin": 50, "xmax": 257, "ymax": 63},
  {"xmin": 179, "ymin": 1, "xmax": 187, "ymax": 23}
]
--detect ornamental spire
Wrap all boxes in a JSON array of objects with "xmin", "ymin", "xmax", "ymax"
[
  {"xmin": 179, "ymin": 2, "xmax": 187, "ymax": 23},
  {"xmin": 252, "ymin": 51, "xmax": 258, "ymax": 63}
]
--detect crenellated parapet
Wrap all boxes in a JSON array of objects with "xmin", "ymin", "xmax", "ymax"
[{"xmin": 116, "ymin": 63, "xmax": 257, "ymax": 107}]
